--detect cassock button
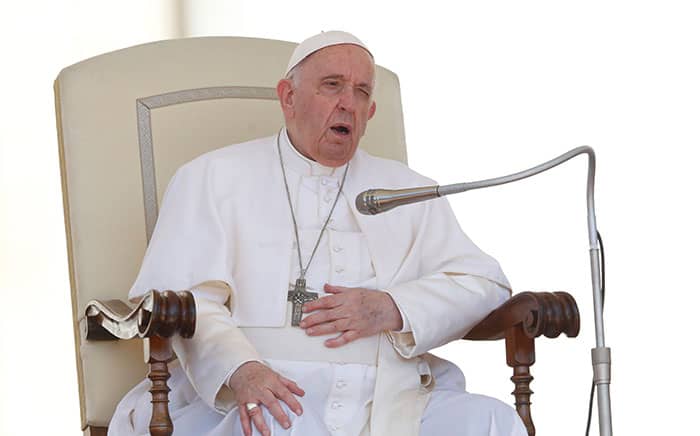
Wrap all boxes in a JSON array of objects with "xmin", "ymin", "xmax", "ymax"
[
  {"xmin": 324, "ymin": 196, "xmax": 332, "ymax": 203},
  {"xmin": 336, "ymin": 380, "xmax": 347, "ymax": 389},
  {"xmin": 333, "ymin": 246, "xmax": 343, "ymax": 253},
  {"xmin": 321, "ymin": 179, "xmax": 328, "ymax": 186},
  {"xmin": 331, "ymin": 401, "xmax": 343, "ymax": 409},
  {"xmin": 335, "ymin": 267, "xmax": 344, "ymax": 274}
]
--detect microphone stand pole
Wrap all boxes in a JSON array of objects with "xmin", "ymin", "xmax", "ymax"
[
  {"xmin": 443, "ymin": 146, "xmax": 612, "ymax": 436},
  {"xmin": 360, "ymin": 146, "xmax": 612, "ymax": 435}
]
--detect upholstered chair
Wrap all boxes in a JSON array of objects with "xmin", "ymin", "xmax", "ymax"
[{"xmin": 54, "ymin": 36, "xmax": 579, "ymax": 436}]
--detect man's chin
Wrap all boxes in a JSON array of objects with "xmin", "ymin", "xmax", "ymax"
[
  {"xmin": 317, "ymin": 144, "xmax": 355, "ymax": 167},
  {"xmin": 317, "ymin": 156, "xmax": 351, "ymax": 168}
]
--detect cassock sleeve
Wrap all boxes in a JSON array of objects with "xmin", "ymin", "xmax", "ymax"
[
  {"xmin": 172, "ymin": 282, "xmax": 262, "ymax": 414},
  {"xmin": 384, "ymin": 196, "xmax": 511, "ymax": 358},
  {"xmin": 128, "ymin": 161, "xmax": 261, "ymax": 414},
  {"xmin": 128, "ymin": 161, "xmax": 234, "ymax": 300}
]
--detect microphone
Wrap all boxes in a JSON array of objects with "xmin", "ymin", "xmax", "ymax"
[
  {"xmin": 355, "ymin": 181, "xmax": 486, "ymax": 215},
  {"xmin": 357, "ymin": 146, "xmax": 596, "ymax": 218},
  {"xmin": 355, "ymin": 186, "xmax": 439, "ymax": 215}
]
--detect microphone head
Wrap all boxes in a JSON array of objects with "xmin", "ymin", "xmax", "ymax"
[
  {"xmin": 356, "ymin": 186, "xmax": 440, "ymax": 215},
  {"xmin": 355, "ymin": 190, "xmax": 378, "ymax": 215}
]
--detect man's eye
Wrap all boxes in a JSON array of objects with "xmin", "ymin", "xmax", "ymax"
[{"xmin": 324, "ymin": 81, "xmax": 340, "ymax": 87}]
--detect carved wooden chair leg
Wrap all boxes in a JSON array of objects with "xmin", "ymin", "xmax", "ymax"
[
  {"xmin": 148, "ymin": 336, "xmax": 174, "ymax": 436},
  {"xmin": 465, "ymin": 292, "xmax": 579, "ymax": 435},
  {"xmin": 506, "ymin": 326, "xmax": 536, "ymax": 436}
]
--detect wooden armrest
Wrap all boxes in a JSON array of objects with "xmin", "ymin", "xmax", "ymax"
[
  {"xmin": 83, "ymin": 290, "xmax": 196, "ymax": 436},
  {"xmin": 465, "ymin": 291, "xmax": 579, "ymax": 341},
  {"xmin": 463, "ymin": 292, "xmax": 579, "ymax": 436},
  {"xmin": 82, "ymin": 289, "xmax": 195, "ymax": 341}
]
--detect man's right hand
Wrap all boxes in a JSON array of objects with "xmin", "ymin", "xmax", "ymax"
[{"xmin": 228, "ymin": 361, "xmax": 305, "ymax": 436}]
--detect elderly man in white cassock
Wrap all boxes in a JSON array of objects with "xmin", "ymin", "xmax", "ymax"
[{"xmin": 108, "ymin": 31, "xmax": 528, "ymax": 436}]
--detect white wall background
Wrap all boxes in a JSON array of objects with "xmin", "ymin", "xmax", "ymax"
[{"xmin": 1, "ymin": 1, "xmax": 698, "ymax": 435}]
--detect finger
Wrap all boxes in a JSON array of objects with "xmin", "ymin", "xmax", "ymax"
[
  {"xmin": 306, "ymin": 318, "xmax": 351, "ymax": 336},
  {"xmin": 325, "ymin": 329, "xmax": 361, "ymax": 348},
  {"xmin": 261, "ymin": 389, "xmax": 291, "ymax": 430},
  {"xmin": 324, "ymin": 283, "xmax": 350, "ymax": 293},
  {"xmin": 275, "ymin": 382, "xmax": 304, "ymax": 416},
  {"xmin": 300, "ymin": 307, "xmax": 344, "ymax": 328},
  {"xmin": 238, "ymin": 405, "xmax": 253, "ymax": 436},
  {"xmin": 302, "ymin": 294, "xmax": 340, "ymax": 313},
  {"xmin": 247, "ymin": 403, "xmax": 270, "ymax": 436},
  {"xmin": 280, "ymin": 376, "xmax": 306, "ymax": 398}
]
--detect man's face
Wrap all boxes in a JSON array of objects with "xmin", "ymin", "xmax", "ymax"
[{"xmin": 277, "ymin": 44, "xmax": 377, "ymax": 167}]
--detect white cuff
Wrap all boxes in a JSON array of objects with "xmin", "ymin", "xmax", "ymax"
[
  {"xmin": 384, "ymin": 273, "xmax": 510, "ymax": 358},
  {"xmin": 383, "ymin": 289, "xmax": 412, "ymax": 333}
]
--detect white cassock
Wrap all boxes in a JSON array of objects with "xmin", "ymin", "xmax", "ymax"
[{"xmin": 108, "ymin": 130, "xmax": 528, "ymax": 436}]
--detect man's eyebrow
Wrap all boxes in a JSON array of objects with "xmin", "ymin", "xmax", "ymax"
[
  {"xmin": 320, "ymin": 74, "xmax": 373, "ymax": 89},
  {"xmin": 320, "ymin": 74, "xmax": 344, "ymax": 81}
]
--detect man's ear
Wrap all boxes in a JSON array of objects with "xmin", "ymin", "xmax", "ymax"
[
  {"xmin": 277, "ymin": 79, "xmax": 295, "ymax": 117},
  {"xmin": 368, "ymin": 101, "xmax": 377, "ymax": 120}
]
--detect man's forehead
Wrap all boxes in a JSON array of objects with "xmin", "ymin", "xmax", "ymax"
[{"xmin": 303, "ymin": 45, "xmax": 375, "ymax": 78}]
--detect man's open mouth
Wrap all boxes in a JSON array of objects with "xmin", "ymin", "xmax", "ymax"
[{"xmin": 330, "ymin": 124, "xmax": 351, "ymax": 136}]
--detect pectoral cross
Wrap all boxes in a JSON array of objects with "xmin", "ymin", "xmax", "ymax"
[{"xmin": 287, "ymin": 278, "xmax": 318, "ymax": 326}]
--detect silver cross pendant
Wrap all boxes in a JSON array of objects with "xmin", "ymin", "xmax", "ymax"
[{"xmin": 287, "ymin": 278, "xmax": 318, "ymax": 326}]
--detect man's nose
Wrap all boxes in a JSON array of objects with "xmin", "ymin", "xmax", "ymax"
[{"xmin": 337, "ymin": 86, "xmax": 356, "ymax": 112}]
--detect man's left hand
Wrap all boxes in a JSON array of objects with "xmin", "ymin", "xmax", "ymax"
[{"xmin": 299, "ymin": 284, "xmax": 403, "ymax": 347}]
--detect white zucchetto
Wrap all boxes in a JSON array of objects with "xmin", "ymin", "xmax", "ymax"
[{"xmin": 285, "ymin": 30, "xmax": 373, "ymax": 76}]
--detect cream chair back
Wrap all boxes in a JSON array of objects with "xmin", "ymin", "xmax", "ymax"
[{"xmin": 54, "ymin": 36, "xmax": 407, "ymax": 430}]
